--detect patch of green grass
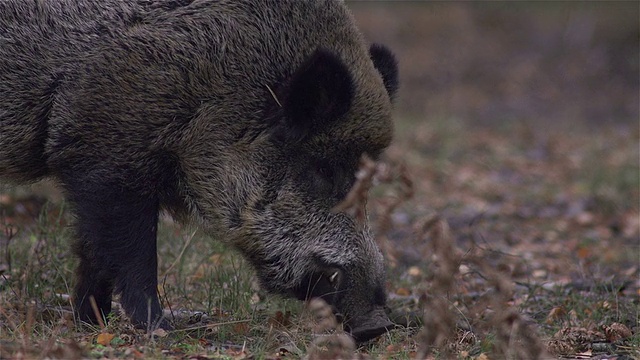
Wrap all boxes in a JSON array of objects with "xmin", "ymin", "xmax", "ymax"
[{"xmin": 522, "ymin": 279, "xmax": 638, "ymax": 344}]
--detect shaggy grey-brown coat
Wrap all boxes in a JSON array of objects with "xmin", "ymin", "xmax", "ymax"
[{"xmin": 0, "ymin": 0, "xmax": 399, "ymax": 342}]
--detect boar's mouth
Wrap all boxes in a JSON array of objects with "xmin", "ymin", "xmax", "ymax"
[
  {"xmin": 344, "ymin": 307, "xmax": 395, "ymax": 343},
  {"xmin": 290, "ymin": 263, "xmax": 395, "ymax": 342}
]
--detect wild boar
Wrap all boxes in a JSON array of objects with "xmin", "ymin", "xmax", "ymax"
[{"xmin": 0, "ymin": 0, "xmax": 399, "ymax": 342}]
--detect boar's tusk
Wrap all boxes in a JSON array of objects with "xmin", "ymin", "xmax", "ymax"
[{"xmin": 329, "ymin": 271, "xmax": 339, "ymax": 283}]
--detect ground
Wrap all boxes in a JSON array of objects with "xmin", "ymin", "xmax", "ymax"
[{"xmin": 0, "ymin": 2, "xmax": 638, "ymax": 359}]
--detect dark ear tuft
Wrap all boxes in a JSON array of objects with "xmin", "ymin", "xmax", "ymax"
[
  {"xmin": 276, "ymin": 49, "xmax": 354, "ymax": 144},
  {"xmin": 369, "ymin": 44, "xmax": 399, "ymax": 99}
]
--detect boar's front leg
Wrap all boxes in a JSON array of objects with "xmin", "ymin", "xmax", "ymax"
[{"xmin": 63, "ymin": 176, "xmax": 166, "ymax": 330}]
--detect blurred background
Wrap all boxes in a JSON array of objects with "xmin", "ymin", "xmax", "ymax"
[
  {"xmin": 349, "ymin": 1, "xmax": 638, "ymax": 129},
  {"xmin": 344, "ymin": 5, "xmax": 639, "ymax": 355}
]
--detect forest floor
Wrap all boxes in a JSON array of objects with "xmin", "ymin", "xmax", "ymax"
[
  {"xmin": 0, "ymin": 116, "xmax": 637, "ymax": 359},
  {"xmin": 1, "ymin": 2, "xmax": 638, "ymax": 359}
]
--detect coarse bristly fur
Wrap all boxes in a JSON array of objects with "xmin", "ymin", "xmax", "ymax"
[{"xmin": 0, "ymin": 0, "xmax": 399, "ymax": 342}]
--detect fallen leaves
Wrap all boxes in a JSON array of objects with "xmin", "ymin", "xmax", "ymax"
[
  {"xmin": 152, "ymin": 328, "xmax": 168, "ymax": 338},
  {"xmin": 267, "ymin": 310, "xmax": 292, "ymax": 329},
  {"xmin": 96, "ymin": 332, "xmax": 115, "ymax": 346},
  {"xmin": 603, "ymin": 323, "xmax": 633, "ymax": 343},
  {"xmin": 547, "ymin": 323, "xmax": 633, "ymax": 356},
  {"xmin": 42, "ymin": 339, "xmax": 85, "ymax": 360},
  {"xmin": 546, "ymin": 306, "xmax": 567, "ymax": 324}
]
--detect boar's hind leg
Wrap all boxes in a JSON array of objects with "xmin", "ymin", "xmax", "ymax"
[{"xmin": 65, "ymin": 179, "xmax": 167, "ymax": 330}]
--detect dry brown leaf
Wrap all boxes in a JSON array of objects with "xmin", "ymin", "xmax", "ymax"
[
  {"xmin": 41, "ymin": 340, "xmax": 84, "ymax": 360},
  {"xmin": 268, "ymin": 310, "xmax": 292, "ymax": 328},
  {"xmin": 96, "ymin": 332, "xmax": 115, "ymax": 346},
  {"xmin": 151, "ymin": 328, "xmax": 168, "ymax": 337},
  {"xmin": 233, "ymin": 322, "xmax": 250, "ymax": 335},
  {"xmin": 395, "ymin": 287, "xmax": 411, "ymax": 296},
  {"xmin": 407, "ymin": 266, "xmax": 422, "ymax": 277},
  {"xmin": 576, "ymin": 247, "xmax": 591, "ymax": 260},
  {"xmin": 224, "ymin": 348, "xmax": 249, "ymax": 359},
  {"xmin": 545, "ymin": 306, "xmax": 566, "ymax": 324},
  {"xmin": 209, "ymin": 253, "xmax": 223, "ymax": 266},
  {"xmin": 603, "ymin": 322, "xmax": 632, "ymax": 342},
  {"xmin": 547, "ymin": 339, "xmax": 574, "ymax": 355},
  {"xmin": 574, "ymin": 350, "xmax": 593, "ymax": 358}
]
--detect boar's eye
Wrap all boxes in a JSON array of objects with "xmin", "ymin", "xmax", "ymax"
[
  {"xmin": 306, "ymin": 160, "xmax": 353, "ymax": 203},
  {"xmin": 317, "ymin": 165, "xmax": 335, "ymax": 183},
  {"xmin": 311, "ymin": 163, "xmax": 336, "ymax": 194}
]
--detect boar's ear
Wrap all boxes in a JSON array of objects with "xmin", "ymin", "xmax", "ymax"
[
  {"xmin": 276, "ymin": 49, "xmax": 354, "ymax": 143},
  {"xmin": 369, "ymin": 44, "xmax": 399, "ymax": 99}
]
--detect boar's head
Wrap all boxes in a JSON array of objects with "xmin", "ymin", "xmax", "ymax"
[{"xmin": 229, "ymin": 44, "xmax": 398, "ymax": 342}]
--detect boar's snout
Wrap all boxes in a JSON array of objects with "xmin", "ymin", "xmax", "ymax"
[
  {"xmin": 345, "ymin": 307, "xmax": 394, "ymax": 343},
  {"xmin": 287, "ymin": 261, "xmax": 394, "ymax": 342}
]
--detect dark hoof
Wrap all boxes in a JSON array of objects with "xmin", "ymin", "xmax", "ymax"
[
  {"xmin": 154, "ymin": 317, "xmax": 173, "ymax": 331},
  {"xmin": 132, "ymin": 316, "xmax": 172, "ymax": 332},
  {"xmin": 347, "ymin": 308, "xmax": 395, "ymax": 343}
]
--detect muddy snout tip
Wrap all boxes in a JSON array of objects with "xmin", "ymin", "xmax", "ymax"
[{"xmin": 346, "ymin": 308, "xmax": 395, "ymax": 343}]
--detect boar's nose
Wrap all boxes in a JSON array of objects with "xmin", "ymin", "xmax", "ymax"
[{"xmin": 345, "ymin": 306, "xmax": 395, "ymax": 343}]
